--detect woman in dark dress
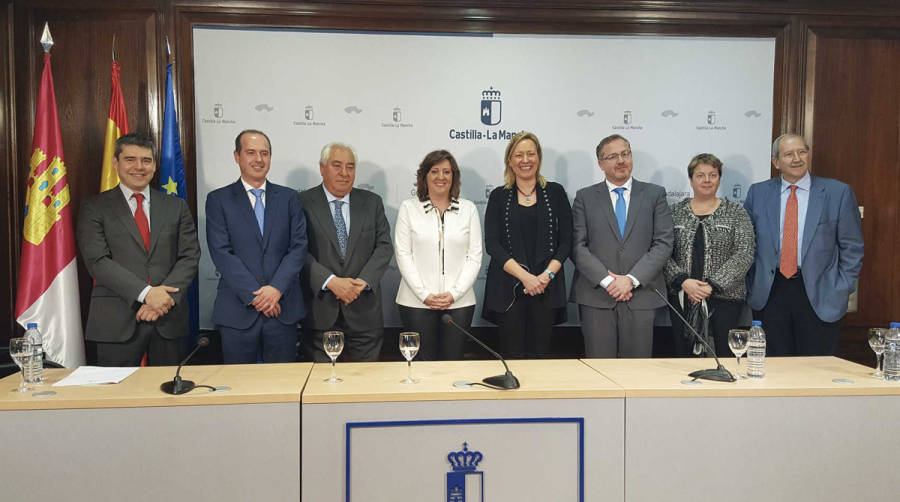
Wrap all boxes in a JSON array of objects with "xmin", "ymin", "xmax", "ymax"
[{"xmin": 482, "ymin": 131, "xmax": 573, "ymax": 359}]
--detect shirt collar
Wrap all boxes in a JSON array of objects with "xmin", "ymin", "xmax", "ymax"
[
  {"xmin": 781, "ymin": 172, "xmax": 811, "ymax": 192},
  {"xmin": 607, "ymin": 177, "xmax": 633, "ymax": 193},
  {"xmin": 241, "ymin": 177, "xmax": 267, "ymax": 194},
  {"xmin": 118, "ymin": 183, "xmax": 151, "ymax": 203},
  {"xmin": 422, "ymin": 198, "xmax": 460, "ymax": 213}
]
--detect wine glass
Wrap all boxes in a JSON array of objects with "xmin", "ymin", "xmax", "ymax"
[
  {"xmin": 728, "ymin": 329, "xmax": 749, "ymax": 376},
  {"xmin": 8, "ymin": 337, "xmax": 34, "ymax": 393},
  {"xmin": 399, "ymin": 332, "xmax": 420, "ymax": 384},
  {"xmin": 869, "ymin": 328, "xmax": 886, "ymax": 377},
  {"xmin": 323, "ymin": 331, "xmax": 344, "ymax": 383}
]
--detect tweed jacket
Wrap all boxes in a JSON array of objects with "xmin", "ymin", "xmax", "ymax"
[{"xmin": 664, "ymin": 198, "xmax": 755, "ymax": 302}]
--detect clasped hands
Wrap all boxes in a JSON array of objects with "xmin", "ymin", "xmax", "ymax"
[
  {"xmin": 521, "ymin": 270, "xmax": 552, "ymax": 296},
  {"xmin": 251, "ymin": 285, "xmax": 283, "ymax": 318},
  {"xmin": 606, "ymin": 272, "xmax": 634, "ymax": 302},
  {"xmin": 328, "ymin": 277, "xmax": 368, "ymax": 305},
  {"xmin": 136, "ymin": 285, "xmax": 179, "ymax": 322},
  {"xmin": 424, "ymin": 292, "xmax": 455, "ymax": 310},
  {"xmin": 681, "ymin": 278, "xmax": 712, "ymax": 304}
]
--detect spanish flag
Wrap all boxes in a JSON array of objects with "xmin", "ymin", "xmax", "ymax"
[
  {"xmin": 16, "ymin": 36, "xmax": 86, "ymax": 368},
  {"xmin": 99, "ymin": 60, "xmax": 129, "ymax": 191}
]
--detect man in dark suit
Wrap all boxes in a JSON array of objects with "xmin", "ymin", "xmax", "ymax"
[
  {"xmin": 77, "ymin": 132, "xmax": 200, "ymax": 366},
  {"xmin": 298, "ymin": 142, "xmax": 393, "ymax": 362},
  {"xmin": 571, "ymin": 134, "xmax": 674, "ymax": 358},
  {"xmin": 205, "ymin": 129, "xmax": 307, "ymax": 363},
  {"xmin": 744, "ymin": 133, "xmax": 863, "ymax": 355}
]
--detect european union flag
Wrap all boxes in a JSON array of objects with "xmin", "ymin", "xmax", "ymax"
[{"xmin": 160, "ymin": 61, "xmax": 199, "ymax": 340}]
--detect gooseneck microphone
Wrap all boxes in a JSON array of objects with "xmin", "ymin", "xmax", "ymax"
[
  {"xmin": 651, "ymin": 288, "xmax": 736, "ymax": 383},
  {"xmin": 160, "ymin": 336, "xmax": 211, "ymax": 394},
  {"xmin": 441, "ymin": 314, "xmax": 520, "ymax": 389}
]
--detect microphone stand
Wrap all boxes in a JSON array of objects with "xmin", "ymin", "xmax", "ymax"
[
  {"xmin": 651, "ymin": 288, "xmax": 736, "ymax": 383},
  {"xmin": 160, "ymin": 337, "xmax": 210, "ymax": 394},
  {"xmin": 442, "ymin": 315, "xmax": 520, "ymax": 389}
]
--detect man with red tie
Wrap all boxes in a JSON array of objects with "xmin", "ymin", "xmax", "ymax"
[
  {"xmin": 78, "ymin": 132, "xmax": 200, "ymax": 366},
  {"xmin": 744, "ymin": 133, "xmax": 864, "ymax": 355}
]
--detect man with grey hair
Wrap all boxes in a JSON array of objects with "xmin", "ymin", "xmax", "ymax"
[
  {"xmin": 744, "ymin": 133, "xmax": 863, "ymax": 355},
  {"xmin": 298, "ymin": 142, "xmax": 393, "ymax": 361}
]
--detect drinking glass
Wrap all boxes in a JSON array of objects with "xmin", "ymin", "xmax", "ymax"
[
  {"xmin": 868, "ymin": 328, "xmax": 886, "ymax": 377},
  {"xmin": 728, "ymin": 329, "xmax": 749, "ymax": 374},
  {"xmin": 8, "ymin": 337, "xmax": 34, "ymax": 393},
  {"xmin": 323, "ymin": 331, "xmax": 344, "ymax": 383},
  {"xmin": 399, "ymin": 332, "xmax": 420, "ymax": 384}
]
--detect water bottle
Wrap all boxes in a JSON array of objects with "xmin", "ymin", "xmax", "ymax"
[
  {"xmin": 882, "ymin": 322, "xmax": 900, "ymax": 382},
  {"xmin": 23, "ymin": 322, "xmax": 44, "ymax": 385},
  {"xmin": 746, "ymin": 320, "xmax": 766, "ymax": 379}
]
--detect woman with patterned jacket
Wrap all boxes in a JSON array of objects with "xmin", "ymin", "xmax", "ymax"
[
  {"xmin": 482, "ymin": 131, "xmax": 573, "ymax": 359},
  {"xmin": 664, "ymin": 153, "xmax": 755, "ymax": 357}
]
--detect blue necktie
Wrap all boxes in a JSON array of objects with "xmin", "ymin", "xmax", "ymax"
[
  {"xmin": 613, "ymin": 187, "xmax": 627, "ymax": 238},
  {"xmin": 250, "ymin": 188, "xmax": 264, "ymax": 235},
  {"xmin": 332, "ymin": 199, "xmax": 348, "ymax": 257}
]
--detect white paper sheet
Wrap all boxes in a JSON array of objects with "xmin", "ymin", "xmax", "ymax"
[{"xmin": 52, "ymin": 366, "xmax": 138, "ymax": 386}]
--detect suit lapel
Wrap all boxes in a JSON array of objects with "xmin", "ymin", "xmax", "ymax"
[
  {"xmin": 310, "ymin": 185, "xmax": 343, "ymax": 257},
  {"xmin": 148, "ymin": 189, "xmax": 166, "ymax": 255},
  {"xmin": 623, "ymin": 180, "xmax": 644, "ymax": 241},
  {"xmin": 765, "ymin": 178, "xmax": 781, "ymax": 257},
  {"xmin": 347, "ymin": 188, "xmax": 364, "ymax": 259},
  {"xmin": 802, "ymin": 176, "xmax": 826, "ymax": 261},
  {"xmin": 261, "ymin": 185, "xmax": 275, "ymax": 250},
  {"xmin": 111, "ymin": 188, "xmax": 148, "ymax": 253},
  {"xmin": 596, "ymin": 182, "xmax": 621, "ymax": 241},
  {"xmin": 231, "ymin": 180, "xmax": 263, "ymax": 243}
]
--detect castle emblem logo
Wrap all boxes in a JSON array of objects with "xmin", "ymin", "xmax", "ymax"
[
  {"xmin": 707, "ymin": 110, "xmax": 717, "ymax": 125},
  {"xmin": 305, "ymin": 105, "xmax": 314, "ymax": 121},
  {"xmin": 214, "ymin": 103, "xmax": 223, "ymax": 119},
  {"xmin": 446, "ymin": 442, "xmax": 484, "ymax": 502},
  {"xmin": 623, "ymin": 110, "xmax": 632, "ymax": 125},
  {"xmin": 480, "ymin": 88, "xmax": 501, "ymax": 126},
  {"xmin": 393, "ymin": 107, "xmax": 402, "ymax": 123}
]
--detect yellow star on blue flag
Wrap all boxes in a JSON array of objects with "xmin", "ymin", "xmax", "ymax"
[{"xmin": 162, "ymin": 176, "xmax": 178, "ymax": 195}]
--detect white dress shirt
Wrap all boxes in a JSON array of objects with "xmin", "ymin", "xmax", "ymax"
[
  {"xmin": 241, "ymin": 177, "xmax": 267, "ymax": 208},
  {"xmin": 600, "ymin": 177, "xmax": 640, "ymax": 288},
  {"xmin": 118, "ymin": 183, "xmax": 153, "ymax": 302}
]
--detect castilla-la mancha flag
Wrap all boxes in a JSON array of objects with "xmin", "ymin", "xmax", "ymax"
[{"xmin": 15, "ymin": 52, "xmax": 86, "ymax": 367}]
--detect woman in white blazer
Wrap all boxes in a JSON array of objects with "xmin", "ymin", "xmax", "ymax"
[{"xmin": 395, "ymin": 150, "xmax": 483, "ymax": 360}]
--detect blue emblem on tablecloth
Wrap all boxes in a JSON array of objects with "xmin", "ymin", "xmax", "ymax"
[
  {"xmin": 480, "ymin": 88, "xmax": 501, "ymax": 126},
  {"xmin": 446, "ymin": 442, "xmax": 484, "ymax": 502}
]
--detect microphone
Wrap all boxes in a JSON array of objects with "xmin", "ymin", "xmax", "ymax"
[
  {"xmin": 441, "ymin": 314, "xmax": 520, "ymax": 389},
  {"xmin": 160, "ymin": 336, "xmax": 210, "ymax": 394},
  {"xmin": 651, "ymin": 288, "xmax": 736, "ymax": 383}
]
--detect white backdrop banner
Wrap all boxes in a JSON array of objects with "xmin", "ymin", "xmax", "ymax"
[{"xmin": 192, "ymin": 27, "xmax": 775, "ymax": 329}]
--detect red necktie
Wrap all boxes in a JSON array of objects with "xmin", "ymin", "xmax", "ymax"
[
  {"xmin": 133, "ymin": 193, "xmax": 151, "ymax": 251},
  {"xmin": 780, "ymin": 185, "xmax": 798, "ymax": 278}
]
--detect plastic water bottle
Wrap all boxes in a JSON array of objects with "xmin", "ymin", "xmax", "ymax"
[
  {"xmin": 746, "ymin": 320, "xmax": 766, "ymax": 379},
  {"xmin": 882, "ymin": 322, "xmax": 900, "ymax": 382},
  {"xmin": 23, "ymin": 322, "xmax": 44, "ymax": 385}
]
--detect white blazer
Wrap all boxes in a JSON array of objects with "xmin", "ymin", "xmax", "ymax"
[{"xmin": 394, "ymin": 197, "xmax": 483, "ymax": 309}]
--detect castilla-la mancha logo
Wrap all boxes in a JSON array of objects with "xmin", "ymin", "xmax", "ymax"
[
  {"xmin": 480, "ymin": 88, "xmax": 501, "ymax": 126},
  {"xmin": 446, "ymin": 442, "xmax": 484, "ymax": 502}
]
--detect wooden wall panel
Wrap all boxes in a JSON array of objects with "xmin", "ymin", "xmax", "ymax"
[{"xmin": 1, "ymin": 1, "xmax": 16, "ymax": 340}]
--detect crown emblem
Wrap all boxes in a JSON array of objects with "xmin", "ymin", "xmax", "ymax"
[
  {"xmin": 447, "ymin": 442, "xmax": 483, "ymax": 471},
  {"xmin": 481, "ymin": 87, "xmax": 501, "ymax": 100}
]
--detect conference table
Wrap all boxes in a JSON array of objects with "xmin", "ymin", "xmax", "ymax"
[
  {"xmin": 1, "ymin": 357, "xmax": 897, "ymax": 502},
  {"xmin": 582, "ymin": 356, "xmax": 900, "ymax": 502},
  {"xmin": 0, "ymin": 363, "xmax": 312, "ymax": 501}
]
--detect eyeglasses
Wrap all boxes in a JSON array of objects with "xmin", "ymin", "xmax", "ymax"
[{"xmin": 601, "ymin": 150, "xmax": 632, "ymax": 163}]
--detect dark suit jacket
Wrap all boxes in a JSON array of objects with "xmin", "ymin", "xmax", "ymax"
[
  {"xmin": 744, "ymin": 175, "xmax": 863, "ymax": 322},
  {"xmin": 570, "ymin": 179, "xmax": 674, "ymax": 309},
  {"xmin": 205, "ymin": 180, "xmax": 307, "ymax": 329},
  {"xmin": 298, "ymin": 184, "xmax": 393, "ymax": 331},
  {"xmin": 482, "ymin": 182, "xmax": 573, "ymax": 324},
  {"xmin": 77, "ymin": 186, "xmax": 200, "ymax": 342}
]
